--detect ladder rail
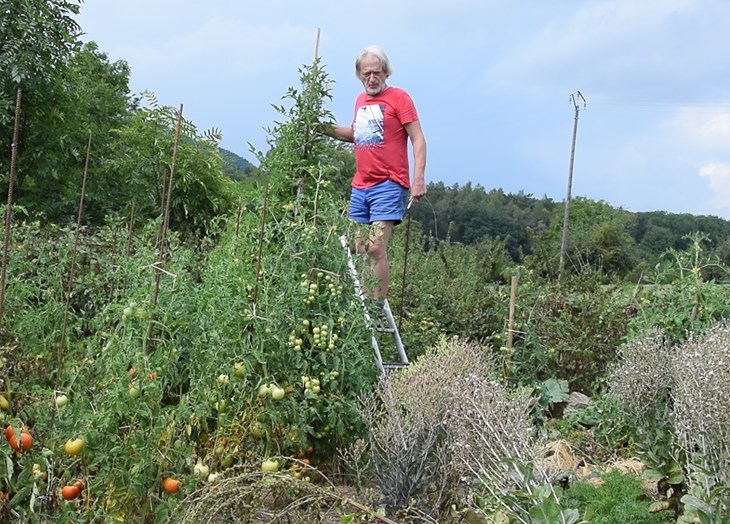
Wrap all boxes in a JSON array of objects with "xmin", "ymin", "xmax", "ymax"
[{"xmin": 340, "ymin": 235, "xmax": 408, "ymax": 373}]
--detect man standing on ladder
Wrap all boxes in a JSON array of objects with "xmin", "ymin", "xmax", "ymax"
[{"xmin": 320, "ymin": 45, "xmax": 427, "ymax": 308}]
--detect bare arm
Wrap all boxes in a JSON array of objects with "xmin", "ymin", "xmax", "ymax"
[
  {"xmin": 405, "ymin": 120, "xmax": 427, "ymax": 201},
  {"xmin": 317, "ymin": 123, "xmax": 354, "ymax": 143}
]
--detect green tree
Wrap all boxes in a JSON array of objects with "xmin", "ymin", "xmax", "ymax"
[
  {"xmin": 528, "ymin": 197, "xmax": 637, "ymax": 279},
  {"xmin": 0, "ymin": 0, "xmax": 81, "ymax": 120},
  {"xmin": 101, "ymin": 97, "xmax": 236, "ymax": 236},
  {"xmin": 4, "ymin": 42, "xmax": 133, "ymax": 222}
]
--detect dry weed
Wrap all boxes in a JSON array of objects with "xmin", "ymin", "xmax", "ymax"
[
  {"xmin": 671, "ymin": 320, "xmax": 730, "ymax": 482},
  {"xmin": 606, "ymin": 328, "xmax": 672, "ymax": 422},
  {"xmin": 167, "ymin": 462, "xmax": 392, "ymax": 524},
  {"xmin": 346, "ymin": 336, "xmax": 550, "ymax": 523}
]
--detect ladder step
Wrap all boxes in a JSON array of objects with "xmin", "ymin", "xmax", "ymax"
[
  {"xmin": 383, "ymin": 362, "xmax": 409, "ymax": 371},
  {"xmin": 375, "ymin": 326, "xmax": 396, "ymax": 334}
]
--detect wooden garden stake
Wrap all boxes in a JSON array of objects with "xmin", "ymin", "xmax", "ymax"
[
  {"xmin": 252, "ymin": 184, "xmax": 269, "ymax": 311},
  {"xmin": 59, "ymin": 132, "xmax": 93, "ymax": 354},
  {"xmin": 507, "ymin": 276, "xmax": 517, "ymax": 349},
  {"xmin": 147, "ymin": 104, "xmax": 184, "ymax": 350},
  {"xmin": 0, "ymin": 88, "xmax": 22, "ymax": 329},
  {"xmin": 505, "ymin": 275, "xmax": 518, "ymax": 379},
  {"xmin": 233, "ymin": 198, "xmax": 243, "ymax": 254}
]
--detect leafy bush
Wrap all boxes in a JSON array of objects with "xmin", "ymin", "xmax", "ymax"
[
  {"xmin": 628, "ymin": 233, "xmax": 730, "ymax": 344},
  {"xmin": 510, "ymin": 269, "xmax": 630, "ymax": 395},
  {"xmin": 562, "ymin": 470, "xmax": 673, "ymax": 524}
]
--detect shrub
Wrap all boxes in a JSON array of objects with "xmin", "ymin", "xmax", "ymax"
[
  {"xmin": 562, "ymin": 470, "xmax": 673, "ymax": 524},
  {"xmin": 606, "ymin": 328, "xmax": 672, "ymax": 423},
  {"xmin": 511, "ymin": 269, "xmax": 630, "ymax": 395},
  {"xmin": 671, "ymin": 321, "xmax": 730, "ymax": 490},
  {"xmin": 353, "ymin": 336, "xmax": 494, "ymax": 519},
  {"xmin": 349, "ymin": 336, "xmax": 576, "ymax": 523}
]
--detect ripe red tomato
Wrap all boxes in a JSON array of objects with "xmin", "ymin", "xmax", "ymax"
[
  {"xmin": 61, "ymin": 485, "xmax": 81, "ymax": 500},
  {"xmin": 162, "ymin": 477, "xmax": 180, "ymax": 494},
  {"xmin": 8, "ymin": 431, "xmax": 32, "ymax": 452}
]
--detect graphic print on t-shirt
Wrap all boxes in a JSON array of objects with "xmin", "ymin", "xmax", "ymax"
[{"xmin": 354, "ymin": 104, "xmax": 385, "ymax": 147}]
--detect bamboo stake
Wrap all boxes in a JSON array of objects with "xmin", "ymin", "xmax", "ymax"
[
  {"xmin": 313, "ymin": 27, "xmax": 321, "ymax": 61},
  {"xmin": 58, "ymin": 132, "xmax": 93, "ymax": 354},
  {"xmin": 126, "ymin": 202, "xmax": 136, "ymax": 258},
  {"xmin": 0, "ymin": 88, "xmax": 22, "ymax": 328},
  {"xmin": 252, "ymin": 184, "xmax": 269, "ymax": 311},
  {"xmin": 147, "ymin": 104, "xmax": 184, "ymax": 349},
  {"xmin": 51, "ymin": 132, "xmax": 92, "ymax": 428},
  {"xmin": 507, "ymin": 276, "xmax": 517, "ymax": 348}
]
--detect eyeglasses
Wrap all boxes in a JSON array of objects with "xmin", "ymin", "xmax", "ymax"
[{"xmin": 360, "ymin": 70, "xmax": 385, "ymax": 80}]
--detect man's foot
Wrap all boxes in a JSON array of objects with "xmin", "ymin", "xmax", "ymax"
[{"xmin": 365, "ymin": 298, "xmax": 387, "ymax": 325}]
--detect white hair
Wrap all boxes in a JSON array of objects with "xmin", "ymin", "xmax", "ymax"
[{"xmin": 355, "ymin": 45, "xmax": 393, "ymax": 78}]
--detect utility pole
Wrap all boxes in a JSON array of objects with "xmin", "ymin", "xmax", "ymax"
[{"xmin": 558, "ymin": 91, "xmax": 586, "ymax": 281}]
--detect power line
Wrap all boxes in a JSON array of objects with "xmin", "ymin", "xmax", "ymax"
[{"xmin": 589, "ymin": 99, "xmax": 730, "ymax": 114}]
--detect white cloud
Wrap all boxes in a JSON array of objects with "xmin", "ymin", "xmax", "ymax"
[
  {"xmin": 481, "ymin": 0, "xmax": 699, "ymax": 95},
  {"xmin": 699, "ymin": 163, "xmax": 730, "ymax": 210},
  {"xmin": 115, "ymin": 17, "xmax": 312, "ymax": 77},
  {"xmin": 669, "ymin": 108, "xmax": 730, "ymax": 150}
]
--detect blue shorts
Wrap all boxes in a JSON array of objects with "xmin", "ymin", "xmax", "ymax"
[{"xmin": 349, "ymin": 180, "xmax": 408, "ymax": 225}]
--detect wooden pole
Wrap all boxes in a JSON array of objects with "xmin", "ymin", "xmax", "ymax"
[
  {"xmin": 507, "ymin": 276, "xmax": 517, "ymax": 349},
  {"xmin": 59, "ymin": 132, "xmax": 93, "ymax": 353},
  {"xmin": 147, "ymin": 104, "xmax": 184, "ymax": 350},
  {"xmin": 558, "ymin": 91, "xmax": 586, "ymax": 280},
  {"xmin": 313, "ymin": 27, "xmax": 321, "ymax": 61},
  {"xmin": 0, "ymin": 88, "xmax": 22, "ymax": 328}
]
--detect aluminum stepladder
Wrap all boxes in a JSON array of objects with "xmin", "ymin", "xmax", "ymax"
[{"xmin": 340, "ymin": 235, "xmax": 409, "ymax": 373}]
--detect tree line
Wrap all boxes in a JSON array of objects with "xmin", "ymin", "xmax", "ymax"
[{"xmin": 407, "ymin": 181, "xmax": 730, "ymax": 282}]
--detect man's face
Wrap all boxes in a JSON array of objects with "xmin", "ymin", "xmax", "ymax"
[{"xmin": 358, "ymin": 55, "xmax": 387, "ymax": 96}]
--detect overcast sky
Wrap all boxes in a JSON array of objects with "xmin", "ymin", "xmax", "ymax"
[{"xmin": 75, "ymin": 0, "xmax": 730, "ymax": 219}]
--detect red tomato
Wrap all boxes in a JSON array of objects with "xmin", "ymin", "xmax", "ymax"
[
  {"xmin": 162, "ymin": 477, "xmax": 180, "ymax": 494},
  {"xmin": 61, "ymin": 485, "xmax": 81, "ymax": 500}
]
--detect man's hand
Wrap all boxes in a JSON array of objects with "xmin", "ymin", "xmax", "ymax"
[
  {"xmin": 312, "ymin": 122, "xmax": 333, "ymax": 136},
  {"xmin": 409, "ymin": 180, "xmax": 427, "ymax": 205}
]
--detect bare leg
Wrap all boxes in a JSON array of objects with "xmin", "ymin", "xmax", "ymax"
[{"xmin": 356, "ymin": 220, "xmax": 394, "ymax": 299}]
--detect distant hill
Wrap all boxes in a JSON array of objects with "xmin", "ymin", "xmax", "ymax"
[{"xmin": 220, "ymin": 148, "xmax": 256, "ymax": 182}]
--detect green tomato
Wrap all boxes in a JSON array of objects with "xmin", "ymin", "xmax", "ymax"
[
  {"xmin": 233, "ymin": 363, "xmax": 245, "ymax": 379},
  {"xmin": 250, "ymin": 422, "xmax": 266, "ymax": 438},
  {"xmin": 257, "ymin": 384, "xmax": 271, "ymax": 398},
  {"xmin": 261, "ymin": 458, "xmax": 279, "ymax": 473},
  {"xmin": 221, "ymin": 454, "xmax": 236, "ymax": 469},
  {"xmin": 271, "ymin": 387, "xmax": 286, "ymax": 400}
]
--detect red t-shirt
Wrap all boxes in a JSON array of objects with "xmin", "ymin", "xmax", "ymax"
[{"xmin": 350, "ymin": 86, "xmax": 419, "ymax": 189}]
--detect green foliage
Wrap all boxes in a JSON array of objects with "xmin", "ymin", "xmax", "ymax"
[
  {"xmin": 680, "ymin": 466, "xmax": 730, "ymax": 524},
  {"xmin": 528, "ymin": 197, "xmax": 639, "ymax": 279},
  {"xmin": 0, "ymin": 0, "xmax": 80, "ymax": 95},
  {"xmin": 387, "ymin": 230, "xmax": 514, "ymax": 359},
  {"xmin": 4, "ymin": 42, "xmax": 133, "ymax": 223},
  {"xmin": 562, "ymin": 470, "xmax": 674, "ymax": 523},
  {"xmin": 509, "ymin": 269, "xmax": 630, "ymax": 395},
  {"xmin": 628, "ymin": 233, "xmax": 730, "ymax": 344},
  {"xmin": 101, "ymin": 94, "xmax": 236, "ymax": 236},
  {"xmin": 0, "ymin": 56, "xmax": 377, "ymax": 522}
]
